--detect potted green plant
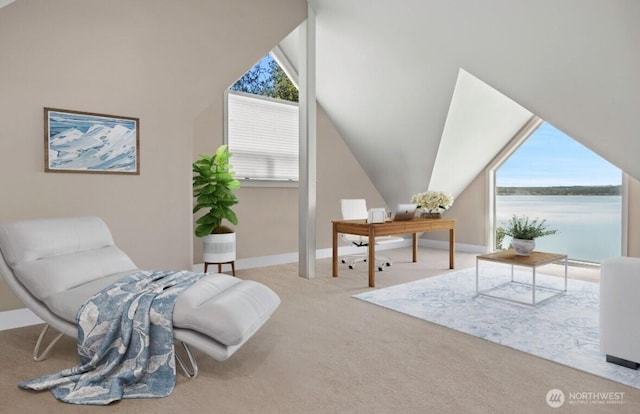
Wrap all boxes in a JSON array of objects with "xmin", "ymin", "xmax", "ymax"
[
  {"xmin": 193, "ymin": 145, "xmax": 241, "ymax": 265},
  {"xmin": 501, "ymin": 214, "xmax": 558, "ymax": 256}
]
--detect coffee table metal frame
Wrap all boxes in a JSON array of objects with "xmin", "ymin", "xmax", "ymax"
[{"xmin": 475, "ymin": 250, "xmax": 568, "ymax": 306}]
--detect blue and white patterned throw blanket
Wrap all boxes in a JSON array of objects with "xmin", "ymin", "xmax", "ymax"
[{"xmin": 19, "ymin": 270, "xmax": 205, "ymax": 405}]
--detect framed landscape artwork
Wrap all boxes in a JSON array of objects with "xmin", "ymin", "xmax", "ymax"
[{"xmin": 44, "ymin": 107, "xmax": 140, "ymax": 174}]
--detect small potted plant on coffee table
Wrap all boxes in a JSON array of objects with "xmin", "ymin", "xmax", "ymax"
[{"xmin": 502, "ymin": 214, "xmax": 558, "ymax": 256}]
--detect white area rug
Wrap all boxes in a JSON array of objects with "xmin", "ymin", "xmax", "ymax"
[{"xmin": 354, "ymin": 267, "xmax": 640, "ymax": 389}]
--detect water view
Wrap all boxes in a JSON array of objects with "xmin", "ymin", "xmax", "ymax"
[{"xmin": 496, "ymin": 195, "xmax": 622, "ymax": 263}]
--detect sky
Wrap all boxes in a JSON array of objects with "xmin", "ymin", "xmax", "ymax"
[
  {"xmin": 231, "ymin": 54, "xmax": 274, "ymax": 89},
  {"xmin": 496, "ymin": 122, "xmax": 621, "ymax": 187}
]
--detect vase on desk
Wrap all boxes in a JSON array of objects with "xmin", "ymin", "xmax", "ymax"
[{"xmin": 421, "ymin": 212, "xmax": 442, "ymax": 219}]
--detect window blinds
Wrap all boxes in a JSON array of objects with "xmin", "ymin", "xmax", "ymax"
[{"xmin": 226, "ymin": 91, "xmax": 299, "ymax": 181}]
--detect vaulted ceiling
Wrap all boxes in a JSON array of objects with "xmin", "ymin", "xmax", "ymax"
[
  {"xmin": 282, "ymin": 0, "xmax": 639, "ymax": 206},
  {"xmin": 5, "ymin": 0, "xmax": 635, "ymax": 208}
]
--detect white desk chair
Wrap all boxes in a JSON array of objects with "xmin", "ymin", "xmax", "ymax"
[{"xmin": 339, "ymin": 199, "xmax": 403, "ymax": 271}]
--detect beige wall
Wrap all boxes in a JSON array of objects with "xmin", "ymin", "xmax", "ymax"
[
  {"xmin": 421, "ymin": 172, "xmax": 487, "ymax": 247},
  {"xmin": 0, "ymin": 0, "xmax": 388, "ymax": 311},
  {"xmin": 0, "ymin": 0, "xmax": 308, "ymax": 310},
  {"xmin": 193, "ymin": 101, "xmax": 389, "ymax": 261},
  {"xmin": 627, "ymin": 176, "xmax": 640, "ymax": 256},
  {"xmin": 2, "ymin": 1, "xmax": 637, "ymax": 312},
  {"xmin": 441, "ymin": 172, "xmax": 488, "ymax": 246}
]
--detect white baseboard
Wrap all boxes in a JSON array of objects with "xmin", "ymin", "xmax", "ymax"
[
  {"xmin": 419, "ymin": 239, "xmax": 489, "ymax": 254},
  {"xmin": 192, "ymin": 239, "xmax": 412, "ymax": 273},
  {"xmin": 190, "ymin": 251, "xmax": 302, "ymax": 273},
  {"xmin": 1, "ymin": 239, "xmax": 459, "ymax": 331},
  {"xmin": 0, "ymin": 308, "xmax": 42, "ymax": 331}
]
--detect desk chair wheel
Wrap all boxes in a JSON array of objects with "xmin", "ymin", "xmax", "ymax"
[
  {"xmin": 341, "ymin": 259, "xmax": 346, "ymax": 264},
  {"xmin": 349, "ymin": 265, "xmax": 354, "ymax": 269},
  {"xmin": 378, "ymin": 266, "xmax": 384, "ymax": 271},
  {"xmin": 386, "ymin": 262, "xmax": 391, "ymax": 267}
]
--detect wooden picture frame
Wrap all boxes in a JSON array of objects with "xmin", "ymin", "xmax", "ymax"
[{"xmin": 44, "ymin": 107, "xmax": 140, "ymax": 174}]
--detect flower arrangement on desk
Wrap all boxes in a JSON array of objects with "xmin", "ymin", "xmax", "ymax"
[{"xmin": 410, "ymin": 191, "xmax": 454, "ymax": 218}]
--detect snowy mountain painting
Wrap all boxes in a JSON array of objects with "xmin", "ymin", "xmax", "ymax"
[{"xmin": 45, "ymin": 108, "xmax": 139, "ymax": 174}]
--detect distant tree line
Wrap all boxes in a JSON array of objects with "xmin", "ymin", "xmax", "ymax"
[{"xmin": 497, "ymin": 185, "xmax": 621, "ymax": 196}]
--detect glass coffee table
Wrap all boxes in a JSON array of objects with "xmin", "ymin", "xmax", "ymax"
[{"xmin": 475, "ymin": 250, "xmax": 568, "ymax": 306}]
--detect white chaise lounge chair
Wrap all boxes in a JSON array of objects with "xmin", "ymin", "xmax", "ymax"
[{"xmin": 0, "ymin": 216, "xmax": 280, "ymax": 378}]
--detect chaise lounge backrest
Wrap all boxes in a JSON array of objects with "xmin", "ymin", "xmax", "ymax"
[
  {"xmin": 0, "ymin": 216, "xmax": 137, "ymax": 334},
  {"xmin": 0, "ymin": 215, "xmax": 281, "ymax": 367}
]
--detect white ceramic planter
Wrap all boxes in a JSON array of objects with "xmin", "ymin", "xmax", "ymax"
[
  {"xmin": 203, "ymin": 232, "xmax": 236, "ymax": 263},
  {"xmin": 512, "ymin": 238, "xmax": 535, "ymax": 256}
]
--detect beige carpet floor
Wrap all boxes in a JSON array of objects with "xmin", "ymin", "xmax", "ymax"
[{"xmin": 0, "ymin": 248, "xmax": 638, "ymax": 413}]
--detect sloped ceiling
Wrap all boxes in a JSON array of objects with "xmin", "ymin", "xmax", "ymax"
[
  {"xmin": 285, "ymin": 0, "xmax": 639, "ymax": 206},
  {"xmin": 429, "ymin": 69, "xmax": 532, "ymax": 196}
]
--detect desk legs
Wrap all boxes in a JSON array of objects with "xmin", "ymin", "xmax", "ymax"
[
  {"xmin": 412, "ymin": 233, "xmax": 418, "ymax": 262},
  {"xmin": 475, "ymin": 256, "xmax": 479, "ymax": 294},
  {"xmin": 332, "ymin": 223, "xmax": 338, "ymax": 278},
  {"xmin": 368, "ymin": 229, "xmax": 376, "ymax": 288},
  {"xmin": 333, "ymin": 221, "xmax": 456, "ymax": 287}
]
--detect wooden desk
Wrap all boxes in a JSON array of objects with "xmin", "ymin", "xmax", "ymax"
[{"xmin": 332, "ymin": 218, "xmax": 455, "ymax": 287}]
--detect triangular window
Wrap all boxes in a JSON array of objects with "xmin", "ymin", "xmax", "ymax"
[
  {"xmin": 495, "ymin": 122, "xmax": 622, "ymax": 263},
  {"xmin": 225, "ymin": 54, "xmax": 299, "ymax": 182}
]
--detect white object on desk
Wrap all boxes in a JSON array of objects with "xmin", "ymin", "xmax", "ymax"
[{"xmin": 367, "ymin": 208, "xmax": 386, "ymax": 223}]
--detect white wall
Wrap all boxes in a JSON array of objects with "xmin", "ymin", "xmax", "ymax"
[{"xmin": 308, "ymin": 0, "xmax": 640, "ymax": 208}]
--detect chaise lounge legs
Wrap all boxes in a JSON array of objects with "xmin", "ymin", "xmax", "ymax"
[
  {"xmin": 175, "ymin": 341, "xmax": 199, "ymax": 379},
  {"xmin": 32, "ymin": 324, "xmax": 201, "ymax": 379},
  {"xmin": 33, "ymin": 324, "xmax": 64, "ymax": 362}
]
